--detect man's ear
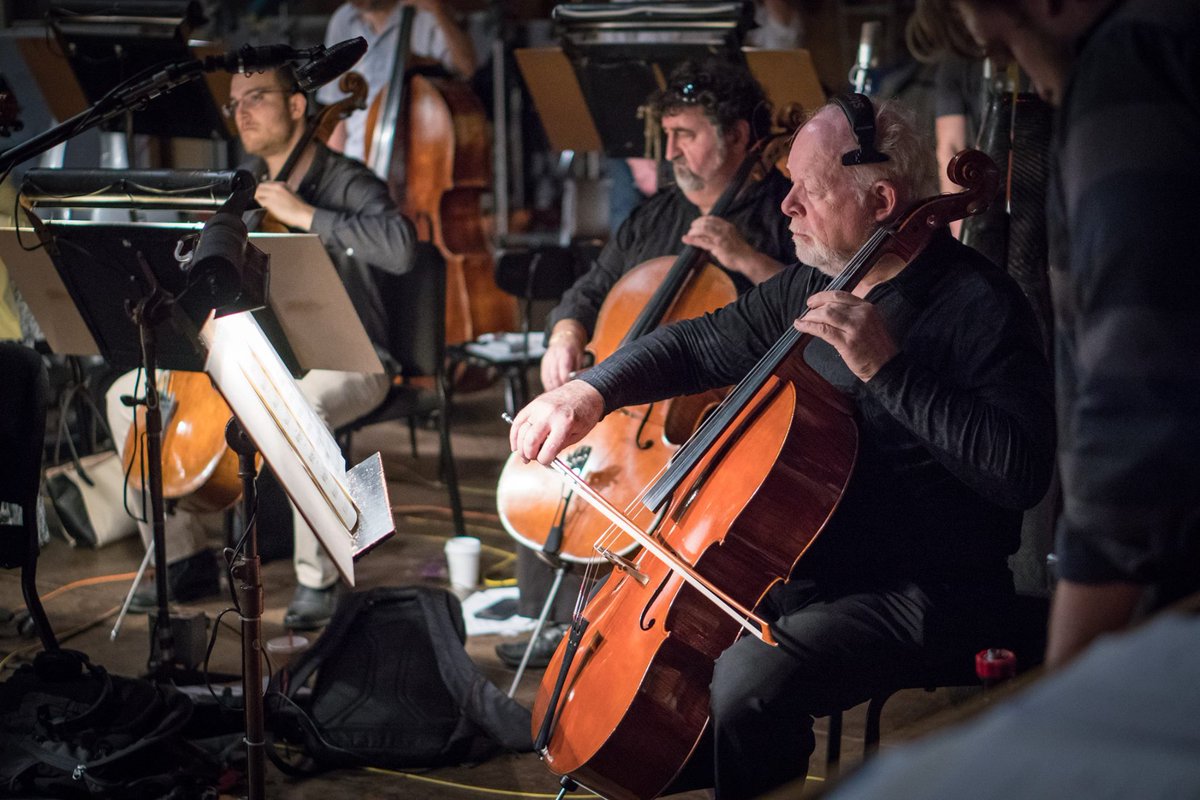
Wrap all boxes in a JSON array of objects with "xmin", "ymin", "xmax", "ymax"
[
  {"xmin": 870, "ymin": 180, "xmax": 898, "ymax": 223},
  {"xmin": 288, "ymin": 91, "xmax": 308, "ymax": 123},
  {"xmin": 727, "ymin": 118, "xmax": 751, "ymax": 151}
]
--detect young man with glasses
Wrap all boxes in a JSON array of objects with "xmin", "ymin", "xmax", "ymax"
[{"xmin": 108, "ymin": 65, "xmax": 416, "ymax": 629}]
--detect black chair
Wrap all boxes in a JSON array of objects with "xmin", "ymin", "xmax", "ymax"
[
  {"xmin": 0, "ymin": 342, "xmax": 59, "ymax": 653},
  {"xmin": 336, "ymin": 243, "xmax": 466, "ymax": 536},
  {"xmin": 823, "ymin": 592, "xmax": 1050, "ymax": 777},
  {"xmin": 449, "ymin": 245, "xmax": 581, "ymax": 417}
]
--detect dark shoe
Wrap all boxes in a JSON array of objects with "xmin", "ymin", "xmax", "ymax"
[
  {"xmin": 284, "ymin": 585, "xmax": 338, "ymax": 631},
  {"xmin": 130, "ymin": 550, "xmax": 221, "ymax": 613},
  {"xmin": 495, "ymin": 622, "xmax": 569, "ymax": 669}
]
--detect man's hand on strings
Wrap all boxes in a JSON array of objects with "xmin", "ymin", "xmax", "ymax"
[
  {"xmin": 683, "ymin": 215, "xmax": 784, "ymax": 284},
  {"xmin": 510, "ymin": 380, "xmax": 604, "ymax": 466},
  {"xmin": 794, "ymin": 290, "xmax": 898, "ymax": 382},
  {"xmin": 541, "ymin": 321, "xmax": 588, "ymax": 391},
  {"xmin": 255, "ymin": 182, "xmax": 316, "ymax": 231}
]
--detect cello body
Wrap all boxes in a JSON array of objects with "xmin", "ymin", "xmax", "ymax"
[
  {"xmin": 532, "ymin": 355, "xmax": 857, "ymax": 800},
  {"xmin": 497, "ymin": 255, "xmax": 736, "ymax": 562},
  {"xmin": 123, "ymin": 371, "xmax": 242, "ymax": 513}
]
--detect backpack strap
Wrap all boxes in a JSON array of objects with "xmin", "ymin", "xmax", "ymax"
[{"xmin": 414, "ymin": 589, "xmax": 533, "ymax": 752}]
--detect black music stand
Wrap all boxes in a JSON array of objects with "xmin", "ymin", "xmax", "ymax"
[
  {"xmin": 550, "ymin": 1, "xmax": 753, "ymax": 156},
  {"xmin": 46, "ymin": 0, "xmax": 229, "ymax": 141}
]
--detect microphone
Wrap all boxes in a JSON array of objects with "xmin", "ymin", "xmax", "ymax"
[
  {"xmin": 849, "ymin": 21, "xmax": 881, "ymax": 95},
  {"xmin": 294, "ymin": 37, "xmax": 368, "ymax": 92},
  {"xmin": 202, "ymin": 37, "xmax": 367, "ymax": 91}
]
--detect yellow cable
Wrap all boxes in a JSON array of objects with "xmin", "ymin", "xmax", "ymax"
[{"xmin": 363, "ymin": 767, "xmax": 559, "ymax": 798}]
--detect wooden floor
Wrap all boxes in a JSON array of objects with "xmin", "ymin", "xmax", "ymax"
[{"xmin": 0, "ymin": 378, "xmax": 980, "ymax": 799}]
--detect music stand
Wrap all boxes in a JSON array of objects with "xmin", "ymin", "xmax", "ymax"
[
  {"xmin": 0, "ymin": 210, "xmax": 391, "ymax": 800},
  {"xmin": 44, "ymin": 0, "xmax": 229, "ymax": 141}
]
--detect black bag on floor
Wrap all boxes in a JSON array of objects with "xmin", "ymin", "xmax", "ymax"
[
  {"xmin": 0, "ymin": 651, "xmax": 218, "ymax": 798},
  {"xmin": 266, "ymin": 586, "xmax": 532, "ymax": 773}
]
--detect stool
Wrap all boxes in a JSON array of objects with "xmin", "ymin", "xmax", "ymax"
[
  {"xmin": 449, "ymin": 332, "xmax": 547, "ymax": 419},
  {"xmin": 824, "ymin": 593, "xmax": 1050, "ymax": 778}
]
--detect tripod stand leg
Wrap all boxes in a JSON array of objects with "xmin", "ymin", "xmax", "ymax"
[
  {"xmin": 508, "ymin": 561, "xmax": 569, "ymax": 697},
  {"xmin": 110, "ymin": 541, "xmax": 155, "ymax": 640}
]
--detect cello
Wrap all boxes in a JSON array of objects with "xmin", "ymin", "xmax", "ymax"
[
  {"xmin": 121, "ymin": 74, "xmax": 370, "ymax": 512},
  {"xmin": 529, "ymin": 150, "xmax": 1000, "ymax": 800},
  {"xmin": 362, "ymin": 8, "xmax": 518, "ymax": 349},
  {"xmin": 495, "ymin": 127, "xmax": 796, "ymax": 564}
]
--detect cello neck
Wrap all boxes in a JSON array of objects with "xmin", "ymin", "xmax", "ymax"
[{"xmin": 622, "ymin": 138, "xmax": 775, "ymax": 345}]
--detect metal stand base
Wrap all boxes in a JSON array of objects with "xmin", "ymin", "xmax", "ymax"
[{"xmin": 508, "ymin": 557, "xmax": 571, "ymax": 697}]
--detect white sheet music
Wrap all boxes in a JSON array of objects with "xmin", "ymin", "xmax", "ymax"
[{"xmin": 201, "ymin": 311, "xmax": 362, "ymax": 583}]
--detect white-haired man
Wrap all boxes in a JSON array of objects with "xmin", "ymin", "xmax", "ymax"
[{"xmin": 509, "ymin": 98, "xmax": 1055, "ymax": 798}]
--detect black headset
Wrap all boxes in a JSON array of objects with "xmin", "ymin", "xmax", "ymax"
[{"xmin": 832, "ymin": 92, "xmax": 890, "ymax": 166}]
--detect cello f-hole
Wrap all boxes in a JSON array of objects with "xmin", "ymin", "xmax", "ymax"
[{"xmin": 639, "ymin": 570, "xmax": 671, "ymax": 632}]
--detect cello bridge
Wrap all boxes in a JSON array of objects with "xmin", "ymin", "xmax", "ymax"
[{"xmin": 595, "ymin": 547, "xmax": 649, "ymax": 586}]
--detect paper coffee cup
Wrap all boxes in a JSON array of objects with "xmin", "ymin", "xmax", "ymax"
[
  {"xmin": 265, "ymin": 633, "xmax": 310, "ymax": 671},
  {"xmin": 444, "ymin": 536, "xmax": 482, "ymax": 592}
]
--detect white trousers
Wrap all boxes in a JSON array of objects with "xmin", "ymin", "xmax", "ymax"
[{"xmin": 106, "ymin": 368, "xmax": 390, "ymax": 587}]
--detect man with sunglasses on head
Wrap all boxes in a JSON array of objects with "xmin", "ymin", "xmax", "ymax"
[
  {"xmin": 509, "ymin": 97, "xmax": 1055, "ymax": 798},
  {"xmin": 540, "ymin": 59, "xmax": 794, "ymax": 393},
  {"xmin": 106, "ymin": 64, "xmax": 416, "ymax": 630},
  {"xmin": 498, "ymin": 59, "xmax": 795, "ymax": 671}
]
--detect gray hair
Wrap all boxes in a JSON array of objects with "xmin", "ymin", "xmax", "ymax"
[{"xmin": 818, "ymin": 100, "xmax": 939, "ymax": 214}]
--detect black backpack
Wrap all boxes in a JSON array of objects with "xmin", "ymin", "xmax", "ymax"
[
  {"xmin": 0, "ymin": 651, "xmax": 218, "ymax": 798},
  {"xmin": 265, "ymin": 586, "xmax": 532, "ymax": 772}
]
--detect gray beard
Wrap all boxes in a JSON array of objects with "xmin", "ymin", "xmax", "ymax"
[{"xmin": 672, "ymin": 161, "xmax": 705, "ymax": 193}]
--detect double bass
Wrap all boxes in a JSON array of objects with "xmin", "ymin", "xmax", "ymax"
[
  {"xmin": 529, "ymin": 151, "xmax": 1001, "ymax": 800},
  {"xmin": 495, "ymin": 128, "xmax": 796, "ymax": 564},
  {"xmin": 122, "ymin": 74, "xmax": 370, "ymax": 512},
  {"xmin": 363, "ymin": 7, "xmax": 517, "ymax": 348}
]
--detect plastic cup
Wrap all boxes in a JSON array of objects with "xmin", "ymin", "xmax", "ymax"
[
  {"xmin": 265, "ymin": 633, "xmax": 310, "ymax": 672},
  {"xmin": 444, "ymin": 536, "xmax": 482, "ymax": 593}
]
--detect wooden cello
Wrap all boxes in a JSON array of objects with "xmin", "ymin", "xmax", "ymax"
[
  {"xmin": 495, "ymin": 131, "xmax": 793, "ymax": 563},
  {"xmin": 122, "ymin": 74, "xmax": 370, "ymax": 512},
  {"xmin": 530, "ymin": 150, "xmax": 1000, "ymax": 800},
  {"xmin": 363, "ymin": 9, "xmax": 518, "ymax": 348}
]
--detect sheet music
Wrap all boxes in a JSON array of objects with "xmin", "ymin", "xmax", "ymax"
[{"xmin": 202, "ymin": 311, "xmax": 364, "ymax": 583}]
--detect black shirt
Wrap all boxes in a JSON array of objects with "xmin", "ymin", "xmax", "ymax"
[
  {"xmin": 583, "ymin": 231, "xmax": 1055, "ymax": 586},
  {"xmin": 1047, "ymin": 0, "xmax": 1200, "ymax": 597},
  {"xmin": 547, "ymin": 169, "xmax": 794, "ymax": 337}
]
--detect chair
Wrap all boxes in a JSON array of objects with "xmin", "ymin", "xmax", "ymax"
[
  {"xmin": 0, "ymin": 342, "xmax": 59, "ymax": 653},
  {"xmin": 449, "ymin": 245, "xmax": 581, "ymax": 418},
  {"xmin": 336, "ymin": 243, "xmax": 466, "ymax": 536},
  {"xmin": 823, "ymin": 592, "xmax": 1050, "ymax": 777}
]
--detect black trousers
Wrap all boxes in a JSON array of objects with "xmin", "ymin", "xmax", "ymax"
[
  {"xmin": 677, "ymin": 577, "xmax": 1010, "ymax": 800},
  {"xmin": 515, "ymin": 543, "xmax": 586, "ymax": 622}
]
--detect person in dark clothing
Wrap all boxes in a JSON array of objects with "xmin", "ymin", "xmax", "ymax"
[
  {"xmin": 540, "ymin": 59, "xmax": 795, "ymax": 392},
  {"xmin": 107, "ymin": 64, "xmax": 416, "ymax": 629},
  {"xmin": 501, "ymin": 60, "xmax": 796, "ymax": 669},
  {"xmin": 950, "ymin": 0, "xmax": 1200, "ymax": 670},
  {"xmin": 509, "ymin": 98, "xmax": 1055, "ymax": 798}
]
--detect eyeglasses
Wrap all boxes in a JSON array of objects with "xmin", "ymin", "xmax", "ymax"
[{"xmin": 222, "ymin": 88, "xmax": 288, "ymax": 119}]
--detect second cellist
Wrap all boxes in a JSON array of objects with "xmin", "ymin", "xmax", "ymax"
[{"xmin": 494, "ymin": 61, "xmax": 796, "ymax": 661}]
